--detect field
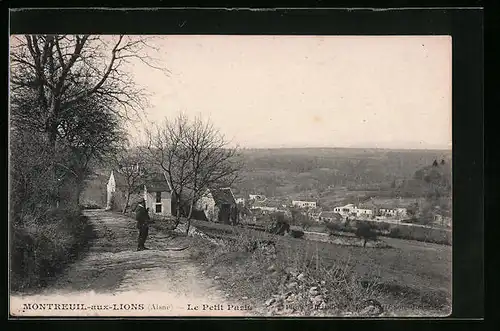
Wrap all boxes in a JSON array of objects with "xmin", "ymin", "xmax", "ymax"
[
  {"xmin": 189, "ymin": 219, "xmax": 451, "ymax": 315},
  {"xmin": 328, "ymin": 219, "xmax": 452, "ymax": 245}
]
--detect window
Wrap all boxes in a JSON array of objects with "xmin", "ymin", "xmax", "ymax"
[
  {"xmin": 155, "ymin": 204, "xmax": 162, "ymax": 213},
  {"xmin": 156, "ymin": 191, "xmax": 161, "ymax": 203}
]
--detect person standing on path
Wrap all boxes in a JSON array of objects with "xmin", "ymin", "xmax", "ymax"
[{"xmin": 135, "ymin": 199, "xmax": 151, "ymax": 251}]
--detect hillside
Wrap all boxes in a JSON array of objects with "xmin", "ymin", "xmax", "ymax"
[
  {"xmin": 393, "ymin": 160, "xmax": 451, "ymax": 198},
  {"xmin": 403, "ymin": 160, "xmax": 452, "ymax": 221},
  {"xmin": 234, "ymin": 148, "xmax": 452, "ymax": 200}
]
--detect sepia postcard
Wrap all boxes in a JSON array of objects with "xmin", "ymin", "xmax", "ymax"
[{"xmin": 9, "ymin": 30, "xmax": 453, "ymax": 318}]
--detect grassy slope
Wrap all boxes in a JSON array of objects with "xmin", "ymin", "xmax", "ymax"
[
  {"xmin": 190, "ymin": 220, "xmax": 451, "ymax": 314},
  {"xmin": 10, "ymin": 208, "xmax": 96, "ymax": 293}
]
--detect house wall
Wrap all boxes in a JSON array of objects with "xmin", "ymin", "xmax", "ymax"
[
  {"xmin": 106, "ymin": 172, "xmax": 143, "ymax": 212},
  {"xmin": 196, "ymin": 192, "xmax": 217, "ymax": 221},
  {"xmin": 292, "ymin": 201, "xmax": 317, "ymax": 209},
  {"xmin": 334, "ymin": 205, "xmax": 356, "ymax": 217},
  {"xmin": 379, "ymin": 208, "xmax": 397, "ymax": 216},
  {"xmin": 396, "ymin": 208, "xmax": 408, "ymax": 217},
  {"xmin": 145, "ymin": 191, "xmax": 173, "ymax": 216},
  {"xmin": 356, "ymin": 209, "xmax": 374, "ymax": 217},
  {"xmin": 106, "ymin": 173, "xmax": 116, "ymax": 210}
]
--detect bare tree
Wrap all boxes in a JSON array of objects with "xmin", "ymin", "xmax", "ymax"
[
  {"xmin": 107, "ymin": 140, "xmax": 152, "ymax": 213},
  {"xmin": 146, "ymin": 114, "xmax": 195, "ymax": 228},
  {"xmin": 61, "ymin": 97, "xmax": 125, "ymax": 205},
  {"xmin": 182, "ymin": 115, "xmax": 242, "ymax": 233},
  {"xmin": 146, "ymin": 113, "xmax": 243, "ymax": 233},
  {"xmin": 10, "ymin": 35, "xmax": 165, "ymax": 143},
  {"xmin": 10, "ymin": 35, "xmax": 165, "ymax": 205}
]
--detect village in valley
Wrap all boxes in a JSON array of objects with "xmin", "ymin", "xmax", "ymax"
[
  {"xmin": 91, "ymin": 145, "xmax": 452, "ymax": 317},
  {"xmin": 102, "ymin": 152, "xmax": 452, "ymax": 239}
]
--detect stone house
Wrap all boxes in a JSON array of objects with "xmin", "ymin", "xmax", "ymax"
[
  {"xmin": 292, "ymin": 200, "xmax": 317, "ymax": 209},
  {"xmin": 197, "ymin": 187, "xmax": 238, "ymax": 224}
]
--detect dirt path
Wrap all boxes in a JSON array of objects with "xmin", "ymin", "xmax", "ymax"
[{"xmin": 10, "ymin": 210, "xmax": 252, "ymax": 317}]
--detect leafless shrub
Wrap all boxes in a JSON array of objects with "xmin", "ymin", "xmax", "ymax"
[{"xmin": 145, "ymin": 113, "xmax": 243, "ymax": 233}]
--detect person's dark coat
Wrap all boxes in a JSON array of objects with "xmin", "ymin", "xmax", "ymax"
[{"xmin": 135, "ymin": 205, "xmax": 150, "ymax": 229}]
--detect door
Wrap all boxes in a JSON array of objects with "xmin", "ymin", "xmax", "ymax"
[{"xmin": 218, "ymin": 204, "xmax": 231, "ymax": 224}]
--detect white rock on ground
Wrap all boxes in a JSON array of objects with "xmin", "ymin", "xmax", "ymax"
[{"xmin": 265, "ymin": 298, "xmax": 276, "ymax": 306}]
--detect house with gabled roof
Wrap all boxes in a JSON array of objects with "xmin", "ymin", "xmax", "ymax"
[
  {"xmin": 106, "ymin": 169, "xmax": 174, "ymax": 216},
  {"xmin": 333, "ymin": 204, "xmax": 358, "ymax": 217},
  {"xmin": 106, "ymin": 170, "xmax": 136, "ymax": 212},
  {"xmin": 143, "ymin": 172, "xmax": 174, "ymax": 216},
  {"xmin": 196, "ymin": 187, "xmax": 238, "ymax": 224}
]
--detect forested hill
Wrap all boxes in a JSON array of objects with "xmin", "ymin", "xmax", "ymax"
[
  {"xmin": 393, "ymin": 159, "xmax": 452, "ymax": 199},
  {"xmin": 234, "ymin": 148, "xmax": 451, "ymax": 197}
]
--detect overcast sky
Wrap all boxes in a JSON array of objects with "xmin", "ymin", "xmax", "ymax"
[{"xmin": 129, "ymin": 35, "xmax": 452, "ymax": 150}]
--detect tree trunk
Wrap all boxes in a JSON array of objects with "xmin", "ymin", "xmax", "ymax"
[
  {"xmin": 363, "ymin": 239, "xmax": 367, "ymax": 248},
  {"xmin": 185, "ymin": 200, "xmax": 195, "ymax": 235},
  {"xmin": 47, "ymin": 121, "xmax": 59, "ymax": 208},
  {"xmin": 122, "ymin": 192, "xmax": 131, "ymax": 214},
  {"xmin": 172, "ymin": 196, "xmax": 182, "ymax": 230},
  {"xmin": 75, "ymin": 182, "xmax": 82, "ymax": 206}
]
